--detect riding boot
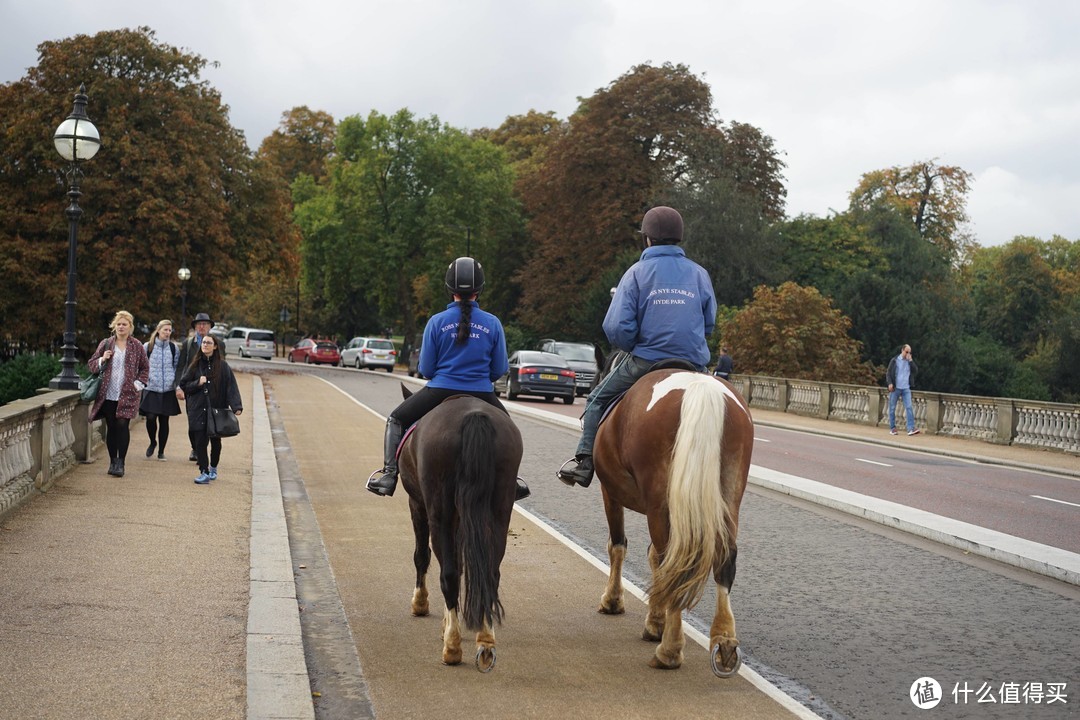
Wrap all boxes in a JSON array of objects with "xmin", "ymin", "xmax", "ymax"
[
  {"xmin": 366, "ymin": 417, "xmax": 404, "ymax": 497},
  {"xmin": 515, "ymin": 476, "xmax": 531, "ymax": 501},
  {"xmin": 557, "ymin": 454, "xmax": 593, "ymax": 488}
]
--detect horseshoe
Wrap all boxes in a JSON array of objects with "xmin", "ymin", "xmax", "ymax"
[
  {"xmin": 710, "ymin": 643, "xmax": 742, "ymax": 678},
  {"xmin": 475, "ymin": 646, "xmax": 497, "ymax": 673}
]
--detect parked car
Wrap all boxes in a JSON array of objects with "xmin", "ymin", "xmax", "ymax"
[
  {"xmin": 494, "ymin": 350, "xmax": 575, "ymax": 404},
  {"xmin": 209, "ymin": 323, "xmax": 230, "ymax": 343},
  {"xmin": 538, "ymin": 339, "xmax": 598, "ymax": 396},
  {"xmin": 224, "ymin": 327, "xmax": 276, "ymax": 359},
  {"xmin": 340, "ymin": 336, "xmax": 397, "ymax": 372},
  {"xmin": 287, "ymin": 338, "xmax": 341, "ymax": 365}
]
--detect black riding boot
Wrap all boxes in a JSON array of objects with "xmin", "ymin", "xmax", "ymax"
[
  {"xmin": 366, "ymin": 418, "xmax": 404, "ymax": 497},
  {"xmin": 557, "ymin": 454, "xmax": 594, "ymax": 488}
]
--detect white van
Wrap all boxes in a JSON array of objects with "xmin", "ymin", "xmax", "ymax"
[{"xmin": 224, "ymin": 327, "xmax": 275, "ymax": 359}]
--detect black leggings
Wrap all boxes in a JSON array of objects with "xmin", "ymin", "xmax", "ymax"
[
  {"xmin": 145, "ymin": 414, "xmax": 171, "ymax": 451},
  {"xmin": 390, "ymin": 386, "xmax": 507, "ymax": 428},
  {"xmin": 99, "ymin": 400, "xmax": 131, "ymax": 461},
  {"xmin": 190, "ymin": 429, "xmax": 222, "ymax": 473}
]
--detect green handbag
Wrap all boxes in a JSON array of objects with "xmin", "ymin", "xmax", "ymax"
[{"xmin": 80, "ymin": 352, "xmax": 108, "ymax": 402}]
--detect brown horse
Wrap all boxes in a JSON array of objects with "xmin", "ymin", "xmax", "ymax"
[
  {"xmin": 591, "ymin": 355, "xmax": 753, "ymax": 676},
  {"xmin": 397, "ymin": 390, "xmax": 523, "ymax": 671}
]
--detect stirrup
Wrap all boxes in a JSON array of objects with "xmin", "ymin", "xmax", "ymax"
[{"xmin": 366, "ymin": 468, "xmax": 397, "ymax": 497}]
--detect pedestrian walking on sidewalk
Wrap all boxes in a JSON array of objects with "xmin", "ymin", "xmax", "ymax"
[
  {"xmin": 365, "ymin": 256, "xmax": 530, "ymax": 501},
  {"xmin": 886, "ymin": 344, "xmax": 920, "ymax": 436},
  {"xmin": 179, "ymin": 334, "xmax": 243, "ymax": 485},
  {"xmin": 140, "ymin": 319, "xmax": 182, "ymax": 460},
  {"xmin": 175, "ymin": 312, "xmax": 214, "ymax": 462},
  {"xmin": 88, "ymin": 310, "xmax": 150, "ymax": 477}
]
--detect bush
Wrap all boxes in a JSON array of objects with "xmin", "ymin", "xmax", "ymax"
[{"xmin": 0, "ymin": 354, "xmax": 64, "ymax": 406}]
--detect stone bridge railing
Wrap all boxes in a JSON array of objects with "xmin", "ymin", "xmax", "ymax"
[
  {"xmin": 727, "ymin": 374, "xmax": 1080, "ymax": 455},
  {"xmin": 1, "ymin": 390, "xmax": 104, "ymax": 522}
]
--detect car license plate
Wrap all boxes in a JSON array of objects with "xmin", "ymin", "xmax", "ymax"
[
  {"xmin": 539, "ymin": 373, "xmax": 558, "ymax": 381},
  {"xmin": 374, "ymin": 353, "xmax": 387, "ymax": 359}
]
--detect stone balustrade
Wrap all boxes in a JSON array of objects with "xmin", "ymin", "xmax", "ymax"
[
  {"xmin": 0, "ymin": 390, "xmax": 104, "ymax": 521},
  {"xmin": 728, "ymin": 374, "xmax": 1079, "ymax": 455}
]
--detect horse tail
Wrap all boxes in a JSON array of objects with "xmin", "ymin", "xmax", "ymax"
[
  {"xmin": 649, "ymin": 377, "xmax": 731, "ymax": 612},
  {"xmin": 456, "ymin": 411, "xmax": 505, "ymax": 631}
]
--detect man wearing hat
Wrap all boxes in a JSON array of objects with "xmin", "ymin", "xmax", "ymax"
[
  {"xmin": 556, "ymin": 206, "xmax": 717, "ymax": 488},
  {"xmin": 175, "ymin": 312, "xmax": 213, "ymax": 461}
]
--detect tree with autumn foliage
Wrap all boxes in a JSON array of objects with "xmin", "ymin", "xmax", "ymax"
[
  {"xmin": 258, "ymin": 106, "xmax": 337, "ymax": 185},
  {"xmin": 849, "ymin": 159, "xmax": 974, "ymax": 264},
  {"xmin": 721, "ymin": 282, "xmax": 878, "ymax": 385},
  {"xmin": 0, "ymin": 27, "xmax": 295, "ymax": 350},
  {"xmin": 515, "ymin": 63, "xmax": 786, "ymax": 337}
]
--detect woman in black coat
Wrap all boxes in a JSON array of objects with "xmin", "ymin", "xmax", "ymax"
[{"xmin": 179, "ymin": 334, "xmax": 243, "ymax": 485}]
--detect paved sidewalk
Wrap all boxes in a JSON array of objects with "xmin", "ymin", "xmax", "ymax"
[{"xmin": 0, "ymin": 374, "xmax": 313, "ymax": 720}]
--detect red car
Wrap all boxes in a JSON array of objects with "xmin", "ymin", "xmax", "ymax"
[{"xmin": 288, "ymin": 338, "xmax": 341, "ymax": 365}]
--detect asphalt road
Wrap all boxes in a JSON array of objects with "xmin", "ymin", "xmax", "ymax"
[{"xmin": 243, "ymin": 361, "xmax": 1080, "ymax": 719}]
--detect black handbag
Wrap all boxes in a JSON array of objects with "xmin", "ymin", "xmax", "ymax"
[{"xmin": 207, "ymin": 406, "xmax": 240, "ymax": 438}]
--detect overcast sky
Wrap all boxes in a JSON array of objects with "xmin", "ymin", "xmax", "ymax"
[{"xmin": 3, "ymin": 0, "xmax": 1078, "ymax": 247}]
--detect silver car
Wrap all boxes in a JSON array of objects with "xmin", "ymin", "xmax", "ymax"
[{"xmin": 340, "ymin": 336, "xmax": 397, "ymax": 372}]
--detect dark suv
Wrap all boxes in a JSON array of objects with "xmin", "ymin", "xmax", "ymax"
[{"xmin": 537, "ymin": 339, "xmax": 598, "ymax": 396}]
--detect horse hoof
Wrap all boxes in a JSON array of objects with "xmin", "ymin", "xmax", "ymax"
[
  {"xmin": 648, "ymin": 652, "xmax": 682, "ymax": 670},
  {"xmin": 476, "ymin": 646, "xmax": 496, "ymax": 673},
  {"xmin": 598, "ymin": 599, "xmax": 624, "ymax": 615},
  {"xmin": 442, "ymin": 648, "xmax": 463, "ymax": 666},
  {"xmin": 710, "ymin": 643, "xmax": 742, "ymax": 678}
]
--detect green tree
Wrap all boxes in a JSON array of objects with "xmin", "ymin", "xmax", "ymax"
[
  {"xmin": 0, "ymin": 27, "xmax": 294, "ymax": 349},
  {"xmin": 774, "ymin": 213, "xmax": 887, "ymax": 299},
  {"xmin": 721, "ymin": 282, "xmax": 877, "ymax": 384},
  {"xmin": 294, "ymin": 109, "xmax": 522, "ymax": 343}
]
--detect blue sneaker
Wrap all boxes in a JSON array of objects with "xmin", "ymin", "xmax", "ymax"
[
  {"xmin": 207, "ymin": 466, "xmax": 218, "ymax": 481},
  {"xmin": 194, "ymin": 472, "xmax": 211, "ymax": 485}
]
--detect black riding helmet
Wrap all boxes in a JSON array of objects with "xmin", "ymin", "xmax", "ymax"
[
  {"xmin": 640, "ymin": 206, "xmax": 684, "ymax": 243},
  {"xmin": 445, "ymin": 257, "xmax": 485, "ymax": 298}
]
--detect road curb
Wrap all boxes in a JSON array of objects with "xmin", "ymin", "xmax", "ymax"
[{"xmin": 247, "ymin": 375, "xmax": 316, "ymax": 720}]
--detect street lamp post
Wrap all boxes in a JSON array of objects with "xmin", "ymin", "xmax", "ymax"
[
  {"xmin": 177, "ymin": 266, "xmax": 191, "ymax": 327},
  {"xmin": 49, "ymin": 84, "xmax": 101, "ymax": 390}
]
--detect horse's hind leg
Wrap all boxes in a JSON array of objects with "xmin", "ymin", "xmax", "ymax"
[
  {"xmin": 599, "ymin": 495, "xmax": 626, "ymax": 615},
  {"xmin": 642, "ymin": 541, "xmax": 665, "ymax": 641},
  {"xmin": 709, "ymin": 544, "xmax": 741, "ymax": 677},
  {"xmin": 649, "ymin": 606, "xmax": 684, "ymax": 670},
  {"xmin": 474, "ymin": 620, "xmax": 496, "ymax": 672},
  {"xmin": 441, "ymin": 607, "xmax": 463, "ymax": 665},
  {"xmin": 409, "ymin": 496, "xmax": 430, "ymax": 616}
]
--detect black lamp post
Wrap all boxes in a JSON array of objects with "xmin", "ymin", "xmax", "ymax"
[
  {"xmin": 49, "ymin": 84, "xmax": 101, "ymax": 390},
  {"xmin": 178, "ymin": 266, "xmax": 191, "ymax": 326}
]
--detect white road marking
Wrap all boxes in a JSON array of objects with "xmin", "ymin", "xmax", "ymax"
[
  {"xmin": 1031, "ymin": 495, "xmax": 1080, "ymax": 509},
  {"xmin": 755, "ymin": 437, "xmax": 771, "ymax": 443},
  {"xmin": 856, "ymin": 458, "xmax": 892, "ymax": 467}
]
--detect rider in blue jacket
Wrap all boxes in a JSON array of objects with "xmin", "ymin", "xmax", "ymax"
[
  {"xmin": 366, "ymin": 257, "xmax": 529, "ymax": 500},
  {"xmin": 557, "ymin": 206, "xmax": 717, "ymax": 488}
]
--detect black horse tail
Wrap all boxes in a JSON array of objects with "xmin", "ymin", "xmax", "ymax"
[{"xmin": 456, "ymin": 411, "xmax": 504, "ymax": 631}]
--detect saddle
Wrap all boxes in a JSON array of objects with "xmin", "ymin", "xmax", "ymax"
[
  {"xmin": 396, "ymin": 394, "xmax": 474, "ymax": 459},
  {"xmin": 596, "ymin": 358, "xmax": 703, "ymax": 425}
]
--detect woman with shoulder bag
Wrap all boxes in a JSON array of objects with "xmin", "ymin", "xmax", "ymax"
[
  {"xmin": 140, "ymin": 319, "xmax": 183, "ymax": 460},
  {"xmin": 179, "ymin": 334, "xmax": 243, "ymax": 485},
  {"xmin": 87, "ymin": 310, "xmax": 150, "ymax": 477}
]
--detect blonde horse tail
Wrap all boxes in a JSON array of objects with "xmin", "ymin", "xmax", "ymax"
[{"xmin": 649, "ymin": 377, "xmax": 731, "ymax": 612}]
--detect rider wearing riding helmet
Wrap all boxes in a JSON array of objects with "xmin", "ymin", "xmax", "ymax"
[
  {"xmin": 366, "ymin": 257, "xmax": 530, "ymax": 500},
  {"xmin": 557, "ymin": 206, "xmax": 717, "ymax": 488}
]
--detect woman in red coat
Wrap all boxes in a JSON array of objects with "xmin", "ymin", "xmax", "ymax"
[{"xmin": 87, "ymin": 310, "xmax": 150, "ymax": 477}]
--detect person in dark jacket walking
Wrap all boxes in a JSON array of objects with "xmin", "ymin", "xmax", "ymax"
[
  {"xmin": 557, "ymin": 206, "xmax": 716, "ymax": 488},
  {"xmin": 175, "ymin": 312, "xmax": 214, "ymax": 462},
  {"xmin": 713, "ymin": 347, "xmax": 734, "ymax": 380},
  {"xmin": 886, "ymin": 344, "xmax": 920, "ymax": 436},
  {"xmin": 179, "ymin": 334, "xmax": 243, "ymax": 484}
]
